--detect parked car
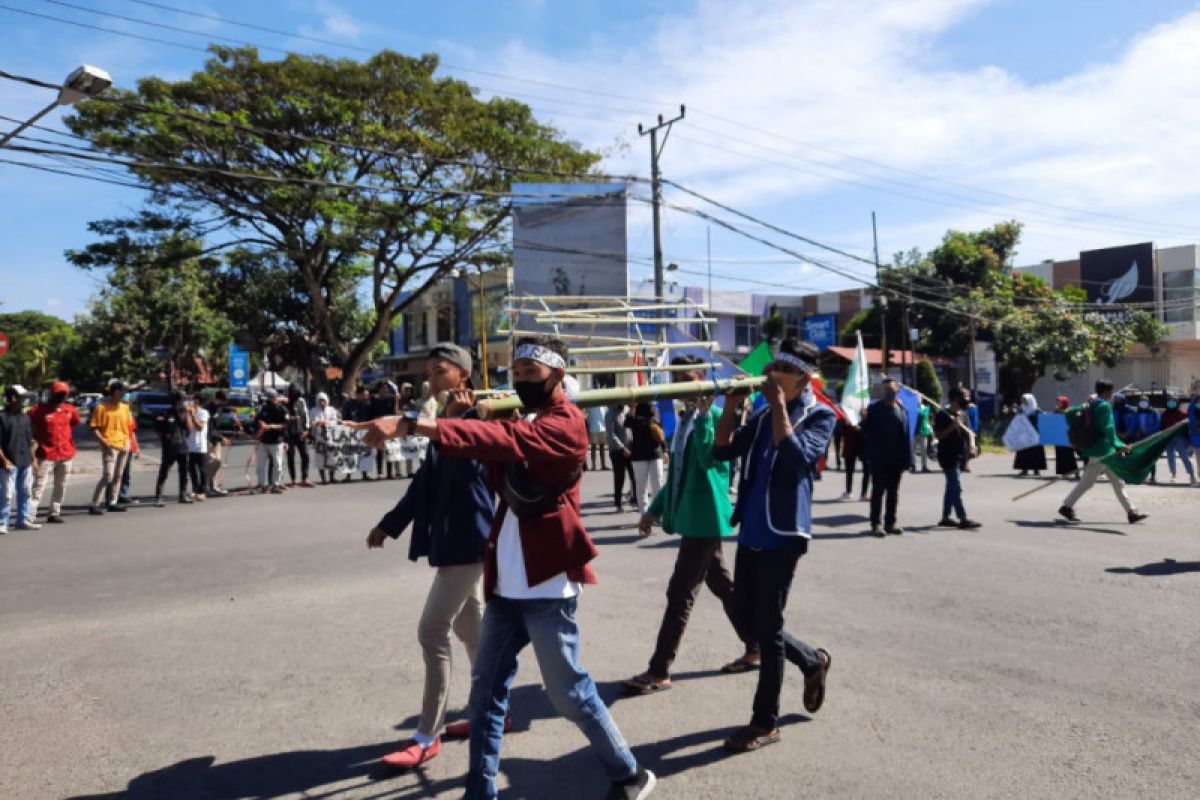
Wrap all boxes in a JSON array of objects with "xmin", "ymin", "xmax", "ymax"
[
  {"xmin": 130, "ymin": 390, "xmax": 174, "ymax": 426},
  {"xmin": 74, "ymin": 392, "xmax": 103, "ymax": 416},
  {"xmin": 213, "ymin": 392, "xmax": 256, "ymax": 432}
]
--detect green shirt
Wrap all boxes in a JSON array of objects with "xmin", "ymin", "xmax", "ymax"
[
  {"xmin": 917, "ymin": 405, "xmax": 933, "ymax": 437},
  {"xmin": 647, "ymin": 407, "xmax": 733, "ymax": 538}
]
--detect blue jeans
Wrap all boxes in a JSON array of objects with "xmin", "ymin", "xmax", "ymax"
[
  {"xmin": 1166, "ymin": 439, "xmax": 1195, "ymax": 478},
  {"xmin": 1, "ymin": 464, "xmax": 33, "ymax": 527},
  {"xmin": 464, "ymin": 596, "xmax": 637, "ymax": 799},
  {"xmin": 942, "ymin": 466, "xmax": 966, "ymax": 521}
]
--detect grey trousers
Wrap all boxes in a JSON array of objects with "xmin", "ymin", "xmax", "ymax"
[
  {"xmin": 31, "ymin": 458, "xmax": 73, "ymax": 516},
  {"xmin": 1063, "ymin": 460, "xmax": 1135, "ymax": 514},
  {"xmin": 416, "ymin": 562, "xmax": 485, "ymax": 739}
]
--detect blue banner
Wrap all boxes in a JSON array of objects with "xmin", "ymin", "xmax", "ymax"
[
  {"xmin": 899, "ymin": 385, "xmax": 920, "ymax": 442},
  {"xmin": 229, "ymin": 344, "xmax": 249, "ymax": 390},
  {"xmin": 1038, "ymin": 413, "xmax": 1071, "ymax": 447},
  {"xmin": 803, "ymin": 314, "xmax": 837, "ymax": 351}
]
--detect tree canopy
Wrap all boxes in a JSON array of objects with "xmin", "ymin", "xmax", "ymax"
[{"xmin": 66, "ymin": 46, "xmax": 599, "ymax": 390}]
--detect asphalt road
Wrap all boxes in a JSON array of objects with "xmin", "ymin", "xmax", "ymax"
[{"xmin": 2, "ymin": 455, "xmax": 1198, "ymax": 799}]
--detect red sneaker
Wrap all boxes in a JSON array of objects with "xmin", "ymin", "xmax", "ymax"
[
  {"xmin": 443, "ymin": 716, "xmax": 512, "ymax": 739},
  {"xmin": 381, "ymin": 737, "xmax": 440, "ymax": 769}
]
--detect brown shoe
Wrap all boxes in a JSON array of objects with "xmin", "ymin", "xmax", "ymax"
[
  {"xmin": 623, "ymin": 671, "xmax": 672, "ymax": 695},
  {"xmin": 803, "ymin": 648, "xmax": 831, "ymax": 713},
  {"xmin": 723, "ymin": 724, "xmax": 780, "ymax": 753}
]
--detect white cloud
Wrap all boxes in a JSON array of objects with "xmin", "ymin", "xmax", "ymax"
[
  {"xmin": 471, "ymin": 0, "xmax": 1200, "ymax": 276},
  {"xmin": 311, "ymin": 1, "xmax": 363, "ymax": 41}
]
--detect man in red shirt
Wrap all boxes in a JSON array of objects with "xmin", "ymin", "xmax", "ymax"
[
  {"xmin": 29, "ymin": 381, "xmax": 81, "ymax": 524},
  {"xmin": 354, "ymin": 336, "xmax": 656, "ymax": 800}
]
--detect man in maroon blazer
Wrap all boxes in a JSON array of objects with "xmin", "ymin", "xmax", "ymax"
[{"xmin": 356, "ymin": 336, "xmax": 656, "ymax": 800}]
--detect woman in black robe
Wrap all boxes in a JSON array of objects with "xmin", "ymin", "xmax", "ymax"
[
  {"xmin": 1052, "ymin": 395, "xmax": 1080, "ymax": 478},
  {"xmin": 1012, "ymin": 393, "xmax": 1048, "ymax": 476}
]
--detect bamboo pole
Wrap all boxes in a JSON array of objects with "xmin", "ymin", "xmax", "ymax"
[
  {"xmin": 567, "ymin": 363, "xmax": 718, "ymax": 375},
  {"xmin": 534, "ymin": 316, "xmax": 716, "ymax": 325},
  {"xmin": 569, "ymin": 342, "xmax": 718, "ymax": 355},
  {"xmin": 477, "ymin": 376, "xmax": 764, "ymax": 417},
  {"xmin": 506, "ymin": 329, "xmax": 644, "ymax": 343}
]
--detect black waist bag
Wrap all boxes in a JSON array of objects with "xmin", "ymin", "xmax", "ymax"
[{"xmin": 503, "ymin": 461, "xmax": 582, "ymax": 520}]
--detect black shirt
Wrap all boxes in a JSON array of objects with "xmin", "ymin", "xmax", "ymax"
[
  {"xmin": 343, "ymin": 399, "xmax": 374, "ymax": 423},
  {"xmin": 934, "ymin": 407, "xmax": 969, "ymax": 469},
  {"xmin": 0, "ymin": 408, "xmax": 34, "ymax": 467},
  {"xmin": 255, "ymin": 402, "xmax": 289, "ymax": 444},
  {"xmin": 625, "ymin": 416, "xmax": 664, "ymax": 461},
  {"xmin": 154, "ymin": 409, "xmax": 191, "ymax": 457}
]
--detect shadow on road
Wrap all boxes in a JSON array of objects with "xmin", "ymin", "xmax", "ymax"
[
  {"xmin": 1010, "ymin": 520, "xmax": 1126, "ymax": 536},
  {"xmin": 1106, "ymin": 559, "xmax": 1200, "ymax": 576},
  {"xmin": 812, "ymin": 513, "xmax": 869, "ymax": 528}
]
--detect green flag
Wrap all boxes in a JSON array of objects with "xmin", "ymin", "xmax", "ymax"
[
  {"xmin": 1101, "ymin": 420, "xmax": 1187, "ymax": 485},
  {"xmin": 737, "ymin": 340, "xmax": 773, "ymax": 376}
]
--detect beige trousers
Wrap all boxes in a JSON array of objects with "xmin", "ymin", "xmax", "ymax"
[
  {"xmin": 416, "ymin": 561, "xmax": 485, "ymax": 739},
  {"xmin": 1063, "ymin": 459, "xmax": 1135, "ymax": 514},
  {"xmin": 31, "ymin": 459, "xmax": 73, "ymax": 516},
  {"xmin": 91, "ymin": 446, "xmax": 129, "ymax": 507}
]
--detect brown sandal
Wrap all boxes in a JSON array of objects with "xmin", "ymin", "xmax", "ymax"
[
  {"xmin": 723, "ymin": 724, "xmax": 780, "ymax": 752},
  {"xmin": 623, "ymin": 672, "xmax": 672, "ymax": 695},
  {"xmin": 803, "ymin": 648, "xmax": 831, "ymax": 713},
  {"xmin": 720, "ymin": 656, "xmax": 760, "ymax": 674}
]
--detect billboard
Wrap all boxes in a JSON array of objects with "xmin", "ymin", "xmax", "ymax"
[
  {"xmin": 802, "ymin": 314, "xmax": 837, "ymax": 351},
  {"xmin": 512, "ymin": 183, "xmax": 629, "ymax": 342},
  {"xmin": 229, "ymin": 344, "xmax": 249, "ymax": 390},
  {"xmin": 1079, "ymin": 242, "xmax": 1154, "ymax": 320}
]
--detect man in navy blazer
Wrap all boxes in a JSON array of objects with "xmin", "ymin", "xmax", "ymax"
[
  {"xmin": 713, "ymin": 338, "xmax": 836, "ymax": 754},
  {"xmin": 862, "ymin": 376, "xmax": 914, "ymax": 537}
]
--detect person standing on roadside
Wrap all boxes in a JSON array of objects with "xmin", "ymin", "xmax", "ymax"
[
  {"xmin": 862, "ymin": 377, "xmax": 913, "ymax": 537},
  {"xmin": 605, "ymin": 403, "xmax": 636, "ymax": 512},
  {"xmin": 308, "ymin": 391, "xmax": 341, "ymax": 484},
  {"xmin": 625, "ymin": 403, "xmax": 666, "ymax": 516},
  {"xmin": 914, "ymin": 401, "xmax": 934, "ymax": 473},
  {"xmin": 1059, "ymin": 380, "xmax": 1148, "ymax": 525},
  {"xmin": 255, "ymin": 389, "xmax": 289, "ymax": 494},
  {"xmin": 711, "ymin": 338, "xmax": 835, "ymax": 754},
  {"xmin": 1, "ymin": 386, "xmax": 39, "ymax": 533},
  {"xmin": 624, "ymin": 355, "xmax": 760, "ymax": 696},
  {"xmin": 153, "ymin": 391, "xmax": 193, "ymax": 507},
  {"xmin": 934, "ymin": 389, "xmax": 981, "ymax": 530},
  {"xmin": 89, "ymin": 380, "xmax": 133, "ymax": 515},
  {"xmin": 29, "ymin": 381, "xmax": 80, "ymax": 525},
  {"xmin": 285, "ymin": 384, "xmax": 314, "ymax": 487},
  {"xmin": 184, "ymin": 392, "xmax": 210, "ymax": 501},
  {"xmin": 1012, "ymin": 394, "xmax": 1047, "ymax": 477}
]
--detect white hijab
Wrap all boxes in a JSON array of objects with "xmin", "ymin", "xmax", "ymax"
[{"xmin": 1020, "ymin": 393, "xmax": 1038, "ymax": 416}]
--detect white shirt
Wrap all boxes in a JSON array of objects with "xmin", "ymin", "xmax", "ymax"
[
  {"xmin": 309, "ymin": 404, "xmax": 340, "ymax": 427},
  {"xmin": 186, "ymin": 408, "xmax": 209, "ymax": 454},
  {"xmin": 495, "ymin": 509, "xmax": 580, "ymax": 600}
]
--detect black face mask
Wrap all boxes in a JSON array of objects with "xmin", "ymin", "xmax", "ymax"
[
  {"xmin": 514, "ymin": 378, "xmax": 554, "ymax": 409},
  {"xmin": 51, "ymin": 392, "xmax": 68, "ymax": 404}
]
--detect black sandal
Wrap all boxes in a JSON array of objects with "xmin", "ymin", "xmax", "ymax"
[
  {"xmin": 803, "ymin": 649, "xmax": 831, "ymax": 713},
  {"xmin": 623, "ymin": 672, "xmax": 672, "ymax": 695},
  {"xmin": 720, "ymin": 656, "xmax": 760, "ymax": 674}
]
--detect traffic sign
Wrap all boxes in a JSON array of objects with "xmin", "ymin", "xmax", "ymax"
[{"xmin": 0, "ymin": 332, "xmax": 8, "ymax": 357}]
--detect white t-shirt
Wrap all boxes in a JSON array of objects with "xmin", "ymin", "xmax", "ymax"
[
  {"xmin": 186, "ymin": 408, "xmax": 209, "ymax": 454},
  {"xmin": 495, "ymin": 509, "xmax": 580, "ymax": 600}
]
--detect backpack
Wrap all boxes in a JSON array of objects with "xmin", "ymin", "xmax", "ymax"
[{"xmin": 1067, "ymin": 403, "xmax": 1100, "ymax": 450}]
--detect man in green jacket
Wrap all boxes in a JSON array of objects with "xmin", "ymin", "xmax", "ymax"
[
  {"xmin": 1059, "ymin": 379, "xmax": 1148, "ymax": 525},
  {"xmin": 625, "ymin": 356, "xmax": 760, "ymax": 695}
]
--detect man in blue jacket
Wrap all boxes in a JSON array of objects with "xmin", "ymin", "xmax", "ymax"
[
  {"xmin": 713, "ymin": 339, "xmax": 836, "ymax": 754},
  {"xmin": 364, "ymin": 343, "xmax": 496, "ymax": 770}
]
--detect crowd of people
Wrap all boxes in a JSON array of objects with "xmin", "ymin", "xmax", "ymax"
[{"xmin": 0, "ymin": 377, "xmax": 444, "ymax": 532}]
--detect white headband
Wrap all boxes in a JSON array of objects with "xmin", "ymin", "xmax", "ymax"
[
  {"xmin": 515, "ymin": 343, "xmax": 566, "ymax": 371},
  {"xmin": 774, "ymin": 352, "xmax": 817, "ymax": 375}
]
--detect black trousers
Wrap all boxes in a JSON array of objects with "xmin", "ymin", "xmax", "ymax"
[
  {"xmin": 287, "ymin": 434, "xmax": 310, "ymax": 482},
  {"xmin": 610, "ymin": 449, "xmax": 636, "ymax": 506},
  {"xmin": 844, "ymin": 454, "xmax": 871, "ymax": 496},
  {"xmin": 869, "ymin": 466, "xmax": 904, "ymax": 528},
  {"xmin": 156, "ymin": 452, "xmax": 188, "ymax": 498},
  {"xmin": 186, "ymin": 452, "xmax": 206, "ymax": 494},
  {"xmin": 733, "ymin": 546, "xmax": 823, "ymax": 730},
  {"xmin": 647, "ymin": 537, "xmax": 757, "ymax": 678}
]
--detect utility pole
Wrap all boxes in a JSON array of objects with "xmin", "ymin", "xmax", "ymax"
[
  {"xmin": 872, "ymin": 211, "xmax": 888, "ymax": 376},
  {"xmin": 903, "ymin": 266, "xmax": 913, "ymax": 386},
  {"xmin": 639, "ymin": 105, "xmax": 686, "ymax": 339},
  {"xmin": 706, "ymin": 225, "xmax": 713, "ymax": 309}
]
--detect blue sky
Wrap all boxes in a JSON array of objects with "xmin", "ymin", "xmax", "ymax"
[{"xmin": 3, "ymin": 0, "xmax": 1200, "ymax": 319}]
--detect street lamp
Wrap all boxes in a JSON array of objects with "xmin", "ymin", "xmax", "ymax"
[{"xmin": 0, "ymin": 65, "xmax": 112, "ymax": 149}]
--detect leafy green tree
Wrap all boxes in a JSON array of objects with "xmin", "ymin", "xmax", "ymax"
[
  {"xmin": 0, "ymin": 311, "xmax": 77, "ymax": 390},
  {"xmin": 914, "ymin": 359, "xmax": 943, "ymax": 403},
  {"xmin": 62, "ymin": 216, "xmax": 234, "ymax": 390},
  {"xmin": 67, "ymin": 46, "xmax": 599, "ymax": 390}
]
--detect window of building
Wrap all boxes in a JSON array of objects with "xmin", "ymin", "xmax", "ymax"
[
  {"xmin": 735, "ymin": 315, "xmax": 760, "ymax": 348},
  {"xmin": 783, "ymin": 310, "xmax": 802, "ymax": 339},
  {"xmin": 1162, "ymin": 270, "xmax": 1199, "ymax": 324},
  {"xmin": 405, "ymin": 310, "xmax": 428, "ymax": 350},
  {"xmin": 436, "ymin": 305, "xmax": 454, "ymax": 343}
]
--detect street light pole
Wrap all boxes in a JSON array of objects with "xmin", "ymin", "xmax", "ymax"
[{"xmin": 0, "ymin": 65, "xmax": 112, "ymax": 150}]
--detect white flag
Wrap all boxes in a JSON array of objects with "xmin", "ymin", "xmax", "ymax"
[{"xmin": 840, "ymin": 331, "xmax": 871, "ymax": 426}]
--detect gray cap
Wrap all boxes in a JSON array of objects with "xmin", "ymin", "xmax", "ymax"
[
  {"xmin": 428, "ymin": 342, "xmax": 472, "ymax": 375},
  {"xmin": 263, "ymin": 388, "xmax": 279, "ymax": 399}
]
